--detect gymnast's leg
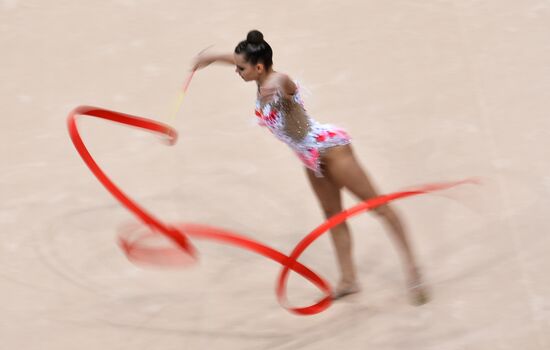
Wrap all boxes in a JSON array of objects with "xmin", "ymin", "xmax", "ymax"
[
  {"xmin": 322, "ymin": 144, "xmax": 428, "ymax": 305},
  {"xmin": 305, "ymin": 167, "xmax": 360, "ymax": 299}
]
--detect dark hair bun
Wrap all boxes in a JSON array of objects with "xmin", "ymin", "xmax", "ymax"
[{"xmin": 246, "ymin": 30, "xmax": 264, "ymax": 44}]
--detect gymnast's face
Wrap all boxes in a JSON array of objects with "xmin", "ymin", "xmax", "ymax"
[{"xmin": 234, "ymin": 53, "xmax": 263, "ymax": 82}]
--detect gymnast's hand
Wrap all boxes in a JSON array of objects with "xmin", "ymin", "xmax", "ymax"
[
  {"xmin": 191, "ymin": 52, "xmax": 215, "ymax": 71},
  {"xmin": 191, "ymin": 48, "xmax": 236, "ymax": 71}
]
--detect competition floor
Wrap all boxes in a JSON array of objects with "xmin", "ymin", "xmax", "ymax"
[{"xmin": 1, "ymin": 1, "xmax": 549, "ymax": 349}]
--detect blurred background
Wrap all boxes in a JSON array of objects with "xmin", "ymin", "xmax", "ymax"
[{"xmin": 1, "ymin": 0, "xmax": 549, "ymax": 349}]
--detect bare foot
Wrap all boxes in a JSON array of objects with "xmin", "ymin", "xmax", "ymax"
[
  {"xmin": 407, "ymin": 274, "xmax": 430, "ymax": 305},
  {"xmin": 331, "ymin": 281, "xmax": 361, "ymax": 300}
]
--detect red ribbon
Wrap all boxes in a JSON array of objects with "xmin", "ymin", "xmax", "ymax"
[{"xmin": 67, "ymin": 105, "xmax": 475, "ymax": 315}]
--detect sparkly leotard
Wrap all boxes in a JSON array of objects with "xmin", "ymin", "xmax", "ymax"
[{"xmin": 255, "ymin": 84, "xmax": 351, "ymax": 177}]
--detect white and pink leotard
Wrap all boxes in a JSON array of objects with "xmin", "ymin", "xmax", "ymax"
[{"xmin": 254, "ymin": 85, "xmax": 351, "ymax": 177}]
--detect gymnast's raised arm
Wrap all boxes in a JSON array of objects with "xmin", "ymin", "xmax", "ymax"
[{"xmin": 191, "ymin": 52, "xmax": 235, "ymax": 71}]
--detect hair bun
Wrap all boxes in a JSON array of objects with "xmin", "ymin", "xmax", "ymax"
[{"xmin": 246, "ymin": 30, "xmax": 264, "ymax": 44}]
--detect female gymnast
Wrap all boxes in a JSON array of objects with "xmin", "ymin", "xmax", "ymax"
[{"xmin": 192, "ymin": 30, "xmax": 428, "ymax": 304}]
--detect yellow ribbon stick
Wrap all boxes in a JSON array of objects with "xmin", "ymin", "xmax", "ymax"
[{"xmin": 166, "ymin": 69, "xmax": 196, "ymax": 122}]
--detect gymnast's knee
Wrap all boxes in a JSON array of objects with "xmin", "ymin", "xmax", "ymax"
[{"xmin": 372, "ymin": 204, "xmax": 393, "ymax": 218}]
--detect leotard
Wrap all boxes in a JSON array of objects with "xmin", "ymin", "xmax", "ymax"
[{"xmin": 254, "ymin": 85, "xmax": 351, "ymax": 177}]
